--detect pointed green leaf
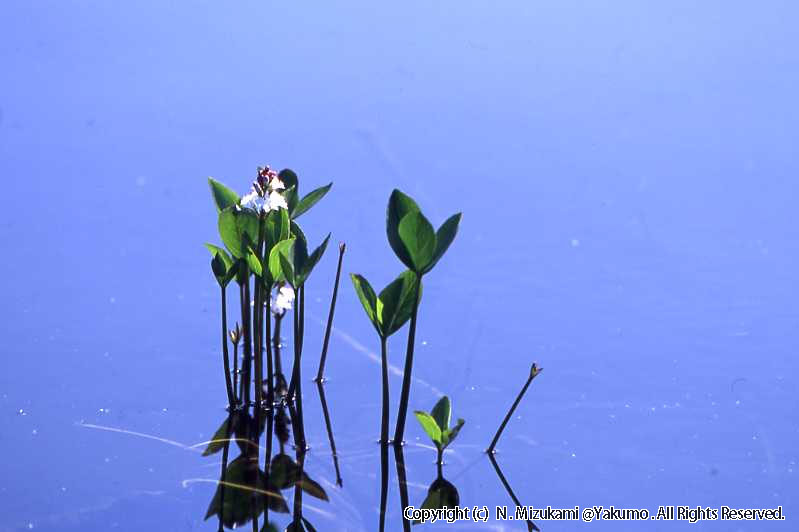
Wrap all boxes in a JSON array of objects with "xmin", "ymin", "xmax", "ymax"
[
  {"xmin": 268, "ymin": 238, "xmax": 295, "ymax": 283},
  {"xmin": 379, "ymin": 270, "xmax": 421, "ymax": 337},
  {"xmin": 414, "ymin": 411, "xmax": 441, "ymax": 445},
  {"xmin": 205, "ymin": 244, "xmax": 234, "ymax": 271},
  {"xmin": 386, "ymin": 189, "xmax": 421, "ymax": 268},
  {"xmin": 297, "ymin": 233, "xmax": 330, "ymax": 285},
  {"xmin": 218, "ymin": 207, "xmax": 259, "ymax": 258},
  {"xmin": 208, "ymin": 177, "xmax": 240, "ymax": 213},
  {"xmin": 415, "ymin": 478, "xmax": 459, "ymax": 520},
  {"xmin": 423, "ymin": 212, "xmax": 462, "ymax": 274},
  {"xmin": 202, "ymin": 416, "xmax": 235, "ymax": 456},
  {"xmin": 279, "ymin": 252, "xmax": 295, "ymax": 286},
  {"xmin": 211, "ymin": 254, "xmax": 227, "ymax": 283},
  {"xmin": 293, "ymin": 182, "xmax": 332, "ymax": 219},
  {"xmin": 263, "ymin": 208, "xmax": 290, "ymax": 255},
  {"xmin": 247, "ymin": 247, "xmax": 263, "ymax": 277},
  {"xmin": 398, "ymin": 211, "xmax": 436, "ymax": 272},
  {"xmin": 431, "ymin": 396, "xmax": 451, "ymax": 433},
  {"xmin": 351, "ymin": 274, "xmax": 380, "ymax": 334},
  {"xmin": 441, "ymin": 418, "xmax": 464, "ymax": 448}
]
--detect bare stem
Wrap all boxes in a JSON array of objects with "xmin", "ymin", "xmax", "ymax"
[{"xmin": 316, "ymin": 243, "xmax": 345, "ymax": 382}]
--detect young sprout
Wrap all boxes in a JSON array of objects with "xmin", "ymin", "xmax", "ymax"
[{"xmin": 414, "ymin": 396, "xmax": 465, "ymax": 475}]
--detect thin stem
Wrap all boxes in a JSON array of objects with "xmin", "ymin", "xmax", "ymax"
[
  {"xmin": 487, "ymin": 367, "xmax": 541, "ymax": 454},
  {"xmin": 379, "ymin": 335, "xmax": 390, "ymax": 445},
  {"xmin": 316, "ymin": 380, "xmax": 342, "ymax": 486},
  {"xmin": 221, "ymin": 286, "xmax": 235, "ymax": 407},
  {"xmin": 393, "ymin": 442, "xmax": 411, "ymax": 532},
  {"xmin": 436, "ymin": 447, "xmax": 443, "ymax": 479},
  {"xmin": 378, "ymin": 443, "xmax": 388, "ymax": 532},
  {"xmin": 263, "ymin": 290, "xmax": 275, "ymax": 525},
  {"xmin": 316, "ymin": 243, "xmax": 346, "ymax": 382},
  {"xmin": 287, "ymin": 285, "xmax": 305, "ymax": 400},
  {"xmin": 488, "ymin": 453, "xmax": 539, "ymax": 531},
  {"xmin": 393, "ymin": 274, "xmax": 422, "ymax": 444}
]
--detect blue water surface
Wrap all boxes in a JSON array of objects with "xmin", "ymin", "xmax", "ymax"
[{"xmin": 1, "ymin": 1, "xmax": 797, "ymax": 531}]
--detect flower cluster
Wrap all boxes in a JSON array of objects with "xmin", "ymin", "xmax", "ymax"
[
  {"xmin": 240, "ymin": 165, "xmax": 288, "ymax": 213},
  {"xmin": 271, "ymin": 283, "xmax": 295, "ymax": 314}
]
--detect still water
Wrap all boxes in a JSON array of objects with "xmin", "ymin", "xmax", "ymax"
[{"xmin": 1, "ymin": 1, "xmax": 797, "ymax": 530}]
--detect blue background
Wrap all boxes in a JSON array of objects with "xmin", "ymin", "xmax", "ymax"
[{"xmin": 1, "ymin": 1, "xmax": 797, "ymax": 530}]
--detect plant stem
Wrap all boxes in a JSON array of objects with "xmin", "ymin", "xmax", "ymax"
[
  {"xmin": 487, "ymin": 368, "xmax": 540, "ymax": 454},
  {"xmin": 393, "ymin": 442, "xmax": 411, "ymax": 532},
  {"xmin": 221, "ymin": 286, "xmax": 235, "ymax": 407},
  {"xmin": 287, "ymin": 285, "xmax": 305, "ymax": 400},
  {"xmin": 436, "ymin": 447, "xmax": 444, "ymax": 479},
  {"xmin": 378, "ymin": 443, "xmax": 388, "ymax": 532},
  {"xmin": 488, "ymin": 453, "xmax": 539, "ymax": 531},
  {"xmin": 315, "ymin": 379, "xmax": 342, "ymax": 486},
  {"xmin": 232, "ymin": 340, "xmax": 239, "ymax": 404},
  {"xmin": 263, "ymin": 289, "xmax": 275, "ymax": 525},
  {"xmin": 379, "ymin": 335, "xmax": 390, "ymax": 445},
  {"xmin": 393, "ymin": 274, "xmax": 422, "ymax": 445},
  {"xmin": 315, "ymin": 243, "xmax": 345, "ymax": 382}
]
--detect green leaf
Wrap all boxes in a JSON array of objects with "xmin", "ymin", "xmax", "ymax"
[
  {"xmin": 297, "ymin": 233, "xmax": 330, "ymax": 285},
  {"xmin": 208, "ymin": 177, "xmax": 240, "ymax": 213},
  {"xmin": 204, "ymin": 455, "xmax": 270, "ymax": 528},
  {"xmin": 431, "ymin": 396, "xmax": 451, "ymax": 433},
  {"xmin": 351, "ymin": 274, "xmax": 379, "ymax": 334},
  {"xmin": 263, "ymin": 208, "xmax": 290, "ymax": 255},
  {"xmin": 205, "ymin": 244, "xmax": 233, "ymax": 271},
  {"xmin": 279, "ymin": 252, "xmax": 296, "ymax": 286},
  {"xmin": 379, "ymin": 270, "xmax": 421, "ymax": 337},
  {"xmin": 414, "ymin": 411, "xmax": 441, "ymax": 445},
  {"xmin": 441, "ymin": 418, "xmax": 464, "ymax": 448},
  {"xmin": 268, "ymin": 238, "xmax": 296, "ymax": 284},
  {"xmin": 218, "ymin": 207, "xmax": 259, "ymax": 258},
  {"xmin": 211, "ymin": 254, "xmax": 227, "ymax": 283},
  {"xmin": 247, "ymin": 247, "xmax": 263, "ymax": 277},
  {"xmin": 423, "ymin": 212, "xmax": 462, "ymax": 274},
  {"xmin": 293, "ymin": 182, "xmax": 332, "ymax": 219},
  {"xmin": 386, "ymin": 189, "xmax": 421, "ymax": 269},
  {"xmin": 398, "ymin": 211, "xmax": 436, "ymax": 272}
]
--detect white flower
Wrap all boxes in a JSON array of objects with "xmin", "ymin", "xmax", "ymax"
[
  {"xmin": 240, "ymin": 188, "xmax": 262, "ymax": 210},
  {"xmin": 266, "ymin": 190, "xmax": 288, "ymax": 211},
  {"xmin": 269, "ymin": 177, "xmax": 285, "ymax": 191},
  {"xmin": 271, "ymin": 284, "xmax": 295, "ymax": 314}
]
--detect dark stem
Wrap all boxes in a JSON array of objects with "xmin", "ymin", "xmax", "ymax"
[
  {"xmin": 436, "ymin": 447, "xmax": 443, "ymax": 479},
  {"xmin": 379, "ymin": 335, "xmax": 390, "ymax": 445},
  {"xmin": 393, "ymin": 274, "xmax": 422, "ymax": 444},
  {"xmin": 240, "ymin": 279, "xmax": 252, "ymax": 408},
  {"xmin": 378, "ymin": 443, "xmax": 388, "ymax": 532},
  {"xmin": 287, "ymin": 285, "xmax": 305, "ymax": 400},
  {"xmin": 315, "ymin": 380, "xmax": 343, "ymax": 486},
  {"xmin": 487, "ymin": 372, "xmax": 535, "ymax": 454},
  {"xmin": 488, "ymin": 453, "xmax": 539, "ymax": 531},
  {"xmin": 315, "ymin": 242, "xmax": 345, "ymax": 382},
  {"xmin": 263, "ymin": 291, "xmax": 275, "ymax": 525},
  {"xmin": 221, "ymin": 286, "xmax": 235, "ymax": 407},
  {"xmin": 393, "ymin": 442, "xmax": 411, "ymax": 532}
]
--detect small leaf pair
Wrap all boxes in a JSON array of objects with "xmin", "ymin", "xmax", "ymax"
[
  {"xmin": 386, "ymin": 189, "xmax": 461, "ymax": 274},
  {"xmin": 279, "ymin": 169, "xmax": 332, "ymax": 220},
  {"xmin": 350, "ymin": 270, "xmax": 421, "ymax": 339},
  {"xmin": 414, "ymin": 396, "xmax": 464, "ymax": 451}
]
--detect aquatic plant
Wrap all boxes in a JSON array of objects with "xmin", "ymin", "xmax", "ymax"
[
  {"xmin": 206, "ymin": 166, "xmax": 335, "ymax": 532},
  {"xmin": 385, "ymin": 190, "xmax": 461, "ymax": 444},
  {"xmin": 414, "ymin": 396, "xmax": 464, "ymax": 472},
  {"xmin": 350, "ymin": 270, "xmax": 420, "ymax": 444}
]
